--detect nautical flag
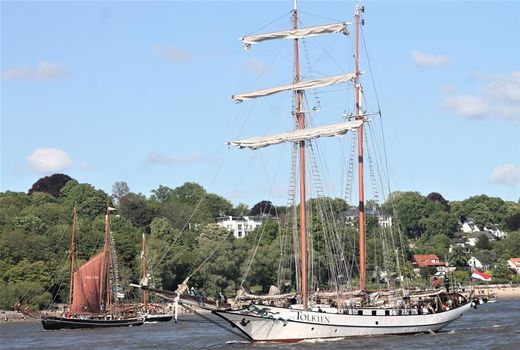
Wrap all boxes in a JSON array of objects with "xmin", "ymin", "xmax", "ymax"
[{"xmin": 471, "ymin": 270, "xmax": 492, "ymax": 282}]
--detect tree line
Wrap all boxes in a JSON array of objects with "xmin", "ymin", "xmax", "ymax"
[{"xmin": 0, "ymin": 173, "xmax": 519, "ymax": 310}]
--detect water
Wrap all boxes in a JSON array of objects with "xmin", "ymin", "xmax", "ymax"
[{"xmin": 2, "ymin": 301, "xmax": 519, "ymax": 350}]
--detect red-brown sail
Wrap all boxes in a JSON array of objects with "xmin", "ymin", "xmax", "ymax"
[{"xmin": 72, "ymin": 252, "xmax": 105, "ymax": 314}]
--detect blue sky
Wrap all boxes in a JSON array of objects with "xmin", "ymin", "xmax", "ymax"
[{"xmin": 1, "ymin": 0, "xmax": 519, "ymax": 207}]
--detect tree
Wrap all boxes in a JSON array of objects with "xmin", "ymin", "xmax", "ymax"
[
  {"xmin": 60, "ymin": 180, "xmax": 108, "ymax": 219},
  {"xmin": 426, "ymin": 192, "xmax": 450, "ymax": 212},
  {"xmin": 112, "ymin": 181, "xmax": 130, "ymax": 204},
  {"xmin": 28, "ymin": 173, "xmax": 72, "ymax": 197},
  {"xmin": 505, "ymin": 212, "xmax": 520, "ymax": 231},
  {"xmin": 150, "ymin": 185, "xmax": 174, "ymax": 203},
  {"xmin": 476, "ymin": 233, "xmax": 491, "ymax": 250},
  {"xmin": 419, "ymin": 210, "xmax": 459, "ymax": 238},
  {"xmin": 250, "ymin": 200, "xmax": 277, "ymax": 216},
  {"xmin": 233, "ymin": 203, "xmax": 249, "ymax": 216},
  {"xmin": 119, "ymin": 193, "xmax": 157, "ymax": 232},
  {"xmin": 384, "ymin": 192, "xmax": 428, "ymax": 239},
  {"xmin": 448, "ymin": 247, "xmax": 470, "ymax": 267}
]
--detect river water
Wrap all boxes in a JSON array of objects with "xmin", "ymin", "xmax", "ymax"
[{"xmin": 2, "ymin": 300, "xmax": 519, "ymax": 350}]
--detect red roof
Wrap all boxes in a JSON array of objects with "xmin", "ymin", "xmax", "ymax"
[
  {"xmin": 509, "ymin": 258, "xmax": 520, "ymax": 267},
  {"xmin": 411, "ymin": 254, "xmax": 446, "ymax": 267}
]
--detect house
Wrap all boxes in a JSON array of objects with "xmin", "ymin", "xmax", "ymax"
[
  {"xmin": 466, "ymin": 231, "xmax": 495, "ymax": 247},
  {"xmin": 483, "ymin": 224, "xmax": 507, "ymax": 239},
  {"xmin": 448, "ymin": 236, "xmax": 467, "ymax": 253},
  {"xmin": 215, "ymin": 216, "xmax": 264, "ymax": 238},
  {"xmin": 468, "ymin": 256, "xmax": 484, "ymax": 270},
  {"xmin": 461, "ymin": 219, "xmax": 481, "ymax": 233},
  {"xmin": 410, "ymin": 254, "xmax": 447, "ymax": 274},
  {"xmin": 507, "ymin": 258, "xmax": 520, "ymax": 275},
  {"xmin": 343, "ymin": 207, "xmax": 393, "ymax": 228}
]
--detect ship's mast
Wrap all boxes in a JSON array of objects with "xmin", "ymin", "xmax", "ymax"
[
  {"xmin": 355, "ymin": 5, "xmax": 366, "ymax": 290},
  {"xmin": 293, "ymin": 0, "xmax": 308, "ymax": 310},
  {"xmin": 142, "ymin": 233, "xmax": 148, "ymax": 311},
  {"xmin": 68, "ymin": 207, "xmax": 76, "ymax": 309},
  {"xmin": 104, "ymin": 205, "xmax": 111, "ymax": 310}
]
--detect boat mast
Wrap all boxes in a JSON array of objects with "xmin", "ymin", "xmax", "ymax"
[
  {"xmin": 293, "ymin": 0, "xmax": 308, "ymax": 310},
  {"xmin": 355, "ymin": 5, "xmax": 366, "ymax": 290},
  {"xmin": 104, "ymin": 205, "xmax": 111, "ymax": 311},
  {"xmin": 142, "ymin": 233, "xmax": 148, "ymax": 311},
  {"xmin": 68, "ymin": 207, "xmax": 76, "ymax": 309}
]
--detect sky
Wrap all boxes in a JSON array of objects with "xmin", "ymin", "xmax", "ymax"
[{"xmin": 1, "ymin": 0, "xmax": 519, "ymax": 207}]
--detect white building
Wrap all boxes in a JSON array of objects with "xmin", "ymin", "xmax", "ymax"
[
  {"xmin": 468, "ymin": 256, "xmax": 484, "ymax": 270},
  {"xmin": 461, "ymin": 219, "xmax": 481, "ymax": 233},
  {"xmin": 215, "ymin": 216, "xmax": 264, "ymax": 238},
  {"xmin": 483, "ymin": 225, "xmax": 507, "ymax": 239},
  {"xmin": 344, "ymin": 208, "xmax": 393, "ymax": 228}
]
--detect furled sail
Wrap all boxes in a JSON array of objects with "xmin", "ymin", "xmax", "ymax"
[
  {"xmin": 242, "ymin": 22, "xmax": 350, "ymax": 49},
  {"xmin": 72, "ymin": 252, "xmax": 105, "ymax": 314},
  {"xmin": 232, "ymin": 73, "xmax": 357, "ymax": 103},
  {"xmin": 228, "ymin": 119, "xmax": 363, "ymax": 149}
]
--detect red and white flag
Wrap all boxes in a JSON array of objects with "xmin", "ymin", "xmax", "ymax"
[{"xmin": 471, "ymin": 270, "xmax": 492, "ymax": 282}]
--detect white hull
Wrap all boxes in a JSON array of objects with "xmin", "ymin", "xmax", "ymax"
[{"xmin": 213, "ymin": 302, "xmax": 472, "ymax": 342}]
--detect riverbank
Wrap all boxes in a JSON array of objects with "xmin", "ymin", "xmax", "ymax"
[
  {"xmin": 0, "ymin": 311, "xmax": 39, "ymax": 324},
  {"xmin": 473, "ymin": 285, "xmax": 520, "ymax": 300}
]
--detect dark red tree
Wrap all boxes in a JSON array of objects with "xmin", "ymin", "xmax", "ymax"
[{"xmin": 28, "ymin": 173, "xmax": 73, "ymax": 197}]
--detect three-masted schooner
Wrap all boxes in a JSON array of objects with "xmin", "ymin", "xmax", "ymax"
[
  {"xmin": 209, "ymin": 2, "xmax": 473, "ymax": 342},
  {"xmin": 42, "ymin": 207, "xmax": 144, "ymax": 330}
]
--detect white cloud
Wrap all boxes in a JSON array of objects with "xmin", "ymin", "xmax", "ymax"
[
  {"xmin": 489, "ymin": 164, "xmax": 520, "ymax": 187},
  {"xmin": 1, "ymin": 61, "xmax": 68, "ymax": 80},
  {"xmin": 442, "ymin": 71, "xmax": 520, "ymax": 121},
  {"xmin": 35, "ymin": 61, "xmax": 68, "ymax": 80},
  {"xmin": 411, "ymin": 50, "xmax": 449, "ymax": 67},
  {"xmin": 244, "ymin": 58, "xmax": 268, "ymax": 74},
  {"xmin": 1, "ymin": 67, "xmax": 33, "ymax": 80},
  {"xmin": 153, "ymin": 45, "xmax": 192, "ymax": 63},
  {"xmin": 441, "ymin": 94, "xmax": 489, "ymax": 119},
  {"xmin": 27, "ymin": 148, "xmax": 73, "ymax": 173},
  {"xmin": 146, "ymin": 152, "xmax": 203, "ymax": 164}
]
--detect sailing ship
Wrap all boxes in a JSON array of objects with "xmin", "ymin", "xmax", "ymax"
[
  {"xmin": 139, "ymin": 233, "xmax": 173, "ymax": 322},
  {"xmin": 207, "ymin": 2, "xmax": 473, "ymax": 342},
  {"xmin": 42, "ymin": 207, "xmax": 144, "ymax": 330}
]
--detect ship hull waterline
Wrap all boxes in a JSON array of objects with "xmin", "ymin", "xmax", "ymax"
[
  {"xmin": 41, "ymin": 315, "xmax": 144, "ymax": 330},
  {"xmin": 213, "ymin": 302, "xmax": 472, "ymax": 342},
  {"xmin": 144, "ymin": 313, "xmax": 173, "ymax": 322}
]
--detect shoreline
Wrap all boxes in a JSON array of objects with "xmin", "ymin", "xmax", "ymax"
[
  {"xmin": 472, "ymin": 285, "xmax": 520, "ymax": 300},
  {"xmin": 2, "ymin": 285, "xmax": 519, "ymax": 324},
  {"xmin": 0, "ymin": 311, "xmax": 40, "ymax": 324}
]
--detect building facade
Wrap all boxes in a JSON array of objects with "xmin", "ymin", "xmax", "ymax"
[{"xmin": 215, "ymin": 216, "xmax": 264, "ymax": 238}]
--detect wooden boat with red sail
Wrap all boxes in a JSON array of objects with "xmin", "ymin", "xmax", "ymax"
[{"xmin": 41, "ymin": 207, "xmax": 144, "ymax": 330}]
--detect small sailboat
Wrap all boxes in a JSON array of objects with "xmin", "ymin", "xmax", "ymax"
[
  {"xmin": 139, "ymin": 233, "xmax": 173, "ymax": 322},
  {"xmin": 42, "ymin": 207, "xmax": 144, "ymax": 330},
  {"xmin": 208, "ymin": 2, "xmax": 473, "ymax": 342}
]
